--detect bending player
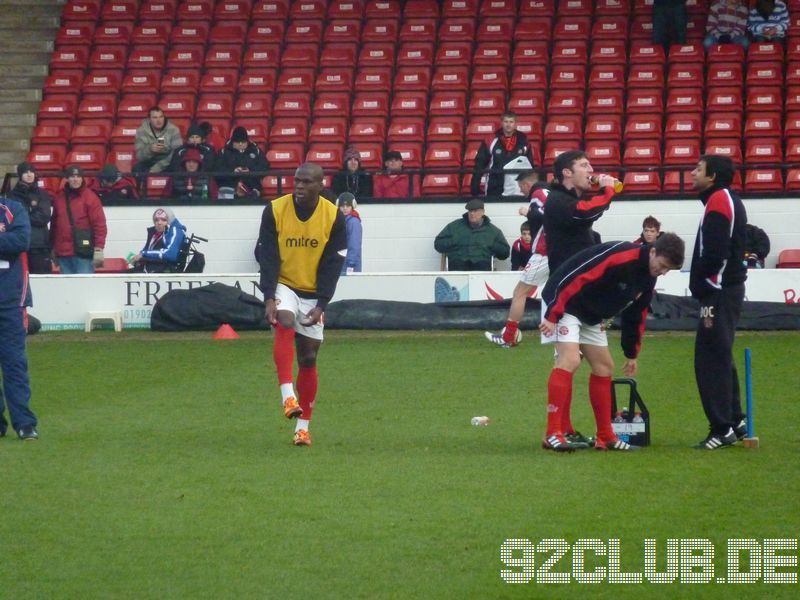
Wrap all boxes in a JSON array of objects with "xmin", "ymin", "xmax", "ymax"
[
  {"xmin": 538, "ymin": 233, "xmax": 685, "ymax": 451},
  {"xmin": 485, "ymin": 168, "xmax": 550, "ymax": 347},
  {"xmin": 258, "ymin": 163, "xmax": 347, "ymax": 446}
]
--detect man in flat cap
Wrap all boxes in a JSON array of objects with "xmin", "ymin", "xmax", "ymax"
[{"xmin": 434, "ymin": 199, "xmax": 510, "ymax": 271}]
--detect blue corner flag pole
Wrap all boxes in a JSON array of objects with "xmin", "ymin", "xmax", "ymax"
[{"xmin": 745, "ymin": 348, "xmax": 754, "ymax": 438}]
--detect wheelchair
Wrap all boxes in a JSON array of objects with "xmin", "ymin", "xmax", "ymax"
[{"xmin": 175, "ymin": 233, "xmax": 207, "ymax": 273}]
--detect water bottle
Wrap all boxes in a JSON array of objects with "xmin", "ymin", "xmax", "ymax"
[
  {"xmin": 471, "ymin": 416, "xmax": 490, "ymax": 426},
  {"xmin": 201, "ymin": 179, "xmax": 209, "ymax": 202},
  {"xmin": 590, "ymin": 174, "xmax": 624, "ymax": 193}
]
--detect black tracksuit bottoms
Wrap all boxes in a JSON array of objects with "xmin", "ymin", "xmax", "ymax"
[{"xmin": 694, "ymin": 284, "xmax": 746, "ymax": 435}]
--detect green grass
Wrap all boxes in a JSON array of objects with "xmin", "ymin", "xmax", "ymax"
[{"xmin": 2, "ymin": 330, "xmax": 799, "ymax": 598}]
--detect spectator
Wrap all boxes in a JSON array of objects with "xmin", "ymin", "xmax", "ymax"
[
  {"xmin": 337, "ymin": 192, "xmax": 363, "ymax": 274},
  {"xmin": 434, "ymin": 199, "xmax": 510, "ymax": 271},
  {"xmin": 332, "ymin": 146, "xmax": 373, "ymax": 199},
  {"xmin": 653, "ymin": 0, "xmax": 688, "ymax": 50},
  {"xmin": 471, "ymin": 111, "xmax": 536, "ymax": 198},
  {"xmin": 129, "ymin": 207, "xmax": 187, "ymax": 273},
  {"xmin": 743, "ymin": 223, "xmax": 771, "ymax": 268},
  {"xmin": 90, "ymin": 164, "xmax": 139, "ymax": 203},
  {"xmin": 167, "ymin": 122, "xmax": 216, "ymax": 173},
  {"xmin": 216, "ymin": 126, "xmax": 269, "ymax": 199},
  {"xmin": 373, "ymin": 150, "xmax": 421, "ymax": 199},
  {"xmin": 704, "ymin": 0, "xmax": 750, "ymax": 50},
  {"xmin": 510, "ymin": 222, "xmax": 533, "ymax": 271},
  {"xmin": 163, "ymin": 148, "xmax": 218, "ymax": 203},
  {"xmin": 8, "ymin": 162, "xmax": 52, "ymax": 274},
  {"xmin": 133, "ymin": 106, "xmax": 182, "ymax": 175},
  {"xmin": 0, "ymin": 196, "xmax": 39, "ymax": 440},
  {"xmin": 747, "ymin": 0, "xmax": 789, "ymax": 42},
  {"xmin": 51, "ymin": 166, "xmax": 107, "ymax": 274},
  {"xmin": 634, "ymin": 215, "xmax": 663, "ymax": 244}
]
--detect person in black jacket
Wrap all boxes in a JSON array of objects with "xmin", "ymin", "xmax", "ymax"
[
  {"xmin": 471, "ymin": 112, "xmax": 535, "ymax": 198},
  {"xmin": 8, "ymin": 162, "xmax": 52, "ymax": 274},
  {"xmin": 167, "ymin": 122, "xmax": 217, "ymax": 173},
  {"xmin": 538, "ymin": 234, "xmax": 685, "ymax": 452},
  {"xmin": 332, "ymin": 146, "xmax": 373, "ymax": 199},
  {"xmin": 215, "ymin": 126, "xmax": 269, "ymax": 198},
  {"xmin": 743, "ymin": 223, "xmax": 770, "ymax": 268},
  {"xmin": 90, "ymin": 164, "xmax": 139, "ymax": 204},
  {"xmin": 689, "ymin": 154, "xmax": 749, "ymax": 450}
]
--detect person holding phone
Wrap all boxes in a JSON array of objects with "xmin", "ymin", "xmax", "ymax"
[{"xmin": 133, "ymin": 106, "xmax": 182, "ymax": 176}]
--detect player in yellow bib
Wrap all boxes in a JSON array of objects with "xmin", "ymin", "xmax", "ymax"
[{"xmin": 258, "ymin": 163, "xmax": 347, "ymax": 446}]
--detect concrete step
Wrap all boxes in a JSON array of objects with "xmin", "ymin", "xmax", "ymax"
[
  {"xmin": 0, "ymin": 126, "xmax": 34, "ymax": 140},
  {"xmin": 1, "ymin": 52, "xmax": 53, "ymax": 66},
  {"xmin": 0, "ymin": 151, "xmax": 27, "ymax": 167},
  {"xmin": 0, "ymin": 88, "xmax": 42, "ymax": 102},
  {"xmin": 0, "ymin": 137, "xmax": 31, "ymax": 151},
  {"xmin": 0, "ymin": 40, "xmax": 54, "ymax": 53},
  {"xmin": 0, "ymin": 64, "xmax": 49, "ymax": 77},
  {"xmin": 0, "ymin": 15, "xmax": 61, "ymax": 29},
  {"xmin": 3, "ymin": 101, "xmax": 42, "ymax": 115},
  {"xmin": 2, "ymin": 75, "xmax": 47, "ymax": 90},
  {"xmin": 0, "ymin": 114, "xmax": 37, "ymax": 127}
]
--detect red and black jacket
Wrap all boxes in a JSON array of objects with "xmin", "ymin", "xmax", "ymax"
[{"xmin": 541, "ymin": 241, "xmax": 655, "ymax": 358}]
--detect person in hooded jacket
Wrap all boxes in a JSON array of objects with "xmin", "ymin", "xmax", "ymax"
[
  {"xmin": 50, "ymin": 166, "xmax": 107, "ymax": 274},
  {"xmin": 216, "ymin": 126, "xmax": 269, "ymax": 198},
  {"xmin": 167, "ymin": 122, "xmax": 217, "ymax": 173},
  {"xmin": 8, "ymin": 162, "xmax": 52, "ymax": 274},
  {"xmin": 336, "ymin": 192, "xmax": 363, "ymax": 274},
  {"xmin": 163, "ymin": 148, "xmax": 218, "ymax": 202},
  {"xmin": 332, "ymin": 146, "xmax": 373, "ymax": 199},
  {"xmin": 90, "ymin": 164, "xmax": 139, "ymax": 204},
  {"xmin": 129, "ymin": 207, "xmax": 187, "ymax": 273}
]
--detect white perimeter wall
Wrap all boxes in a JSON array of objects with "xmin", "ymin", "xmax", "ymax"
[{"xmin": 103, "ymin": 198, "xmax": 799, "ymax": 273}]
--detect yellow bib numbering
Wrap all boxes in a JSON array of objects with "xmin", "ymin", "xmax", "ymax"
[{"xmin": 272, "ymin": 194, "xmax": 338, "ymax": 294}]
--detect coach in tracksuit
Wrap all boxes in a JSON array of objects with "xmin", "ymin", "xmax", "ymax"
[
  {"xmin": 539, "ymin": 234, "xmax": 685, "ymax": 452},
  {"xmin": 470, "ymin": 112, "xmax": 535, "ymax": 197},
  {"xmin": 0, "ymin": 197, "xmax": 38, "ymax": 440},
  {"xmin": 689, "ymin": 155, "xmax": 748, "ymax": 450}
]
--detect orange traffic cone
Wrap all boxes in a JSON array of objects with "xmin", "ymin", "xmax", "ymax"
[{"xmin": 213, "ymin": 323, "xmax": 240, "ymax": 340}]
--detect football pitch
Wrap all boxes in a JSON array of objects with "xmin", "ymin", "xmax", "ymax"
[{"xmin": 3, "ymin": 329, "xmax": 799, "ymax": 598}]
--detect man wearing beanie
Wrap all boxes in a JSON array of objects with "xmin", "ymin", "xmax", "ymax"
[
  {"xmin": 332, "ymin": 146, "xmax": 373, "ymax": 198},
  {"xmin": 216, "ymin": 126, "xmax": 269, "ymax": 198},
  {"xmin": 89, "ymin": 164, "xmax": 139, "ymax": 203},
  {"xmin": 50, "ymin": 166, "xmax": 107, "ymax": 274},
  {"xmin": 434, "ymin": 199, "xmax": 510, "ymax": 270},
  {"xmin": 167, "ymin": 122, "xmax": 217, "ymax": 173},
  {"xmin": 8, "ymin": 162, "xmax": 53, "ymax": 273}
]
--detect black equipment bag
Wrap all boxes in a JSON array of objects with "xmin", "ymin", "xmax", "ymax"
[{"xmin": 610, "ymin": 378, "xmax": 650, "ymax": 446}]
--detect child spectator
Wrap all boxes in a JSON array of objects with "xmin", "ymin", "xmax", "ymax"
[
  {"xmin": 90, "ymin": 164, "xmax": 139, "ymax": 203},
  {"xmin": 635, "ymin": 216, "xmax": 663, "ymax": 244},
  {"xmin": 748, "ymin": 0, "xmax": 789, "ymax": 42},
  {"xmin": 511, "ymin": 223, "xmax": 533, "ymax": 271},
  {"xmin": 373, "ymin": 151, "xmax": 420, "ymax": 199},
  {"xmin": 164, "ymin": 148, "xmax": 218, "ymax": 202},
  {"xmin": 704, "ymin": 0, "xmax": 750, "ymax": 50},
  {"xmin": 337, "ymin": 192, "xmax": 363, "ymax": 274}
]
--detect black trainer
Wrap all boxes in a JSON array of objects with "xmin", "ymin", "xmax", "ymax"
[
  {"xmin": 18, "ymin": 426, "xmax": 39, "ymax": 441},
  {"xmin": 733, "ymin": 418, "xmax": 748, "ymax": 441},
  {"xmin": 694, "ymin": 429, "xmax": 737, "ymax": 450}
]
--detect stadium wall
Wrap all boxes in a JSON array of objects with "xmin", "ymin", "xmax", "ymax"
[{"xmin": 103, "ymin": 198, "xmax": 798, "ymax": 273}]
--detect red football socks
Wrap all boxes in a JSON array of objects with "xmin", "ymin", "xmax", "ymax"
[
  {"xmin": 273, "ymin": 325, "xmax": 295, "ymax": 384},
  {"xmin": 502, "ymin": 320, "xmax": 519, "ymax": 344},
  {"xmin": 297, "ymin": 366, "xmax": 318, "ymax": 420},
  {"xmin": 546, "ymin": 368, "xmax": 573, "ymax": 437},
  {"xmin": 589, "ymin": 374, "xmax": 616, "ymax": 442}
]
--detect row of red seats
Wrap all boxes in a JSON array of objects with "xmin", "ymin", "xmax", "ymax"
[{"xmin": 63, "ymin": 0, "xmax": 708, "ymax": 26}]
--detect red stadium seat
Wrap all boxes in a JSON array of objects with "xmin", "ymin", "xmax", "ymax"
[
  {"xmin": 313, "ymin": 93, "xmax": 351, "ymax": 118},
  {"xmin": 544, "ymin": 115, "xmax": 582, "ymax": 141},
  {"xmin": 707, "ymin": 43, "xmax": 746, "ymax": 64},
  {"xmin": 744, "ymin": 113, "xmax": 782, "ymax": 140},
  {"xmin": 27, "ymin": 146, "xmax": 67, "ymax": 173},
  {"xmin": 622, "ymin": 171, "xmax": 661, "ymax": 194},
  {"xmin": 145, "ymin": 175, "xmax": 169, "ymax": 199},
  {"xmin": 110, "ymin": 122, "xmax": 138, "ymax": 144},
  {"xmin": 469, "ymin": 90, "xmax": 507, "ymax": 115},
  {"xmin": 629, "ymin": 41, "xmax": 666, "ymax": 65},
  {"xmin": 629, "ymin": 14, "xmax": 654, "ymax": 40},
  {"xmin": 551, "ymin": 41, "xmax": 588, "ymax": 65},
  {"xmin": 92, "ymin": 22, "xmax": 133, "ymax": 46},
  {"xmin": 359, "ymin": 43, "xmax": 395, "ymax": 68},
  {"xmin": 62, "ymin": 0, "xmax": 101, "ymax": 22},
  {"xmin": 269, "ymin": 119, "xmax": 309, "ymax": 144},
  {"xmin": 623, "ymin": 140, "xmax": 662, "ymax": 166},
  {"xmin": 43, "ymin": 71, "xmax": 83, "ymax": 97},
  {"xmin": 394, "ymin": 66, "xmax": 432, "ymax": 92},
  {"xmin": 306, "ymin": 143, "xmax": 344, "ymax": 169},
  {"xmin": 160, "ymin": 70, "xmax": 200, "ymax": 94},
  {"xmin": 744, "ymin": 169, "xmax": 783, "ymax": 192},
  {"xmin": 665, "ymin": 88, "xmax": 702, "ymax": 115},
  {"xmin": 663, "ymin": 139, "xmax": 700, "ymax": 166},
  {"xmin": 516, "ymin": 116, "xmax": 543, "ymax": 145},
  {"xmin": 132, "ymin": 23, "xmax": 171, "ymax": 46},
  {"xmin": 776, "ymin": 248, "xmax": 800, "ymax": 266},
  {"xmin": 354, "ymin": 68, "xmax": 392, "ymax": 92},
  {"xmin": 102, "ymin": 0, "xmax": 137, "ymax": 20},
  {"xmin": 786, "ymin": 169, "xmax": 800, "ymax": 191},
  {"xmin": 786, "ymin": 86, "xmax": 800, "ymax": 113},
  {"xmin": 465, "ymin": 117, "xmax": 497, "ymax": 142},
  {"xmin": 352, "ymin": 143, "xmax": 383, "ymax": 169},
  {"xmin": 431, "ymin": 66, "xmax": 470, "ymax": 92},
  {"xmin": 391, "ymin": 91, "xmax": 427, "ymax": 117},
  {"xmin": 177, "ymin": 0, "xmax": 214, "ymax": 20},
  {"xmin": 667, "ymin": 63, "xmax": 704, "ymax": 88},
  {"xmin": 127, "ymin": 46, "xmax": 166, "ymax": 72},
  {"xmin": 704, "ymin": 138, "xmax": 743, "ymax": 163},
  {"xmin": 315, "ymin": 68, "xmax": 354, "ymax": 94},
  {"xmin": 169, "ymin": 22, "xmax": 209, "ymax": 45},
  {"xmin": 745, "ymin": 138, "xmax": 782, "ymax": 164},
  {"xmin": 704, "ymin": 113, "xmax": 742, "ymax": 140},
  {"xmin": 140, "ymin": 1, "xmax": 177, "ymax": 21},
  {"xmin": 748, "ymin": 42, "xmax": 784, "ymax": 63},
  {"xmin": 122, "ymin": 70, "xmax": 161, "ymax": 95},
  {"xmin": 199, "ymin": 70, "xmax": 238, "ymax": 94},
  {"xmin": 387, "ymin": 141, "xmax": 422, "ymax": 168},
  {"xmin": 208, "ymin": 22, "xmax": 248, "ymax": 45},
  {"xmin": 706, "ymin": 87, "xmax": 744, "ymax": 113},
  {"xmin": 746, "ymin": 87, "xmax": 782, "ymax": 113},
  {"xmin": 665, "ymin": 113, "xmax": 702, "ymax": 140},
  {"xmin": 588, "ymin": 65, "xmax": 624, "ymax": 89},
  {"xmin": 585, "ymin": 115, "xmax": 622, "ymax": 141},
  {"xmin": 205, "ymin": 45, "xmax": 242, "ymax": 70},
  {"xmin": 166, "ymin": 45, "xmax": 204, "ymax": 70},
  {"xmin": 480, "ymin": 0, "xmax": 516, "ymax": 17},
  {"xmin": 66, "ymin": 145, "xmax": 107, "ymax": 172},
  {"xmin": 347, "ymin": 118, "xmax": 386, "ymax": 144},
  {"xmin": 361, "ymin": 19, "xmax": 398, "ymax": 43},
  {"xmin": 233, "ymin": 119, "xmax": 268, "ymax": 145},
  {"xmin": 324, "ymin": 20, "xmax": 361, "ymax": 43},
  {"xmin": 547, "ymin": 90, "xmax": 585, "ymax": 115},
  {"xmin": 351, "ymin": 92, "xmax": 390, "ymax": 118},
  {"xmin": 550, "ymin": 65, "xmax": 587, "ymax": 90},
  {"xmin": 542, "ymin": 141, "xmax": 577, "ymax": 166},
  {"xmin": 434, "ymin": 42, "xmax": 472, "ymax": 67},
  {"xmin": 590, "ymin": 40, "xmax": 626, "ymax": 64},
  {"xmin": 439, "ymin": 18, "xmax": 476, "ymax": 42},
  {"xmin": 424, "ymin": 141, "xmax": 462, "ymax": 169},
  {"xmin": 253, "ymin": 0, "xmax": 289, "ymax": 19},
  {"xmin": 511, "ymin": 65, "xmax": 547, "ymax": 90},
  {"xmin": 277, "ymin": 69, "xmax": 315, "ymax": 94},
  {"xmin": 427, "ymin": 117, "xmax": 464, "ymax": 142},
  {"xmin": 248, "ymin": 20, "xmax": 285, "ymax": 45},
  {"xmin": 272, "ymin": 94, "xmax": 312, "ymax": 119},
  {"xmin": 477, "ymin": 18, "xmax": 515, "ymax": 43},
  {"xmin": 442, "ymin": 0, "xmax": 478, "ymax": 18},
  {"xmin": 158, "ymin": 93, "xmax": 196, "ymax": 119},
  {"xmin": 784, "ymin": 138, "xmax": 800, "ymax": 163},
  {"xmin": 585, "ymin": 141, "xmax": 621, "ymax": 167},
  {"xmin": 668, "ymin": 44, "xmax": 704, "ymax": 65},
  {"xmin": 243, "ymin": 45, "xmax": 281, "ymax": 70},
  {"xmin": 519, "ymin": 0, "xmax": 555, "ymax": 18},
  {"xmin": 32, "ymin": 122, "xmax": 72, "ymax": 146},
  {"xmin": 70, "ymin": 122, "xmax": 112, "ymax": 145},
  {"xmin": 117, "ymin": 95, "xmax": 157, "ymax": 121},
  {"xmin": 80, "ymin": 71, "xmax": 123, "ymax": 96},
  {"xmin": 746, "ymin": 62, "xmax": 784, "ymax": 88},
  {"xmin": 88, "ymin": 45, "xmax": 128, "ymax": 71},
  {"xmin": 261, "ymin": 175, "xmax": 294, "ymax": 197},
  {"xmin": 471, "ymin": 66, "xmax": 509, "ymax": 91},
  {"xmin": 399, "ymin": 18, "xmax": 437, "ymax": 43},
  {"xmin": 784, "ymin": 113, "xmax": 800, "ymax": 138},
  {"xmin": 196, "ymin": 94, "xmax": 234, "ymax": 120},
  {"xmin": 234, "ymin": 94, "xmax": 272, "ymax": 119},
  {"xmin": 285, "ymin": 20, "xmax": 323, "ymax": 44},
  {"xmin": 108, "ymin": 146, "xmax": 135, "ymax": 173},
  {"xmin": 513, "ymin": 40, "xmax": 549, "ymax": 65},
  {"xmin": 422, "ymin": 173, "xmax": 461, "ymax": 196},
  {"xmin": 49, "ymin": 47, "xmax": 90, "ymax": 71},
  {"xmin": 76, "ymin": 95, "xmax": 116, "ymax": 121},
  {"xmin": 56, "ymin": 22, "xmax": 95, "ymax": 46},
  {"xmin": 473, "ymin": 42, "xmax": 511, "ymax": 66},
  {"xmin": 587, "ymin": 89, "xmax": 624, "ymax": 115},
  {"xmin": 238, "ymin": 69, "xmax": 277, "ymax": 94},
  {"xmin": 290, "ymin": 0, "xmax": 326, "ymax": 19},
  {"xmin": 37, "ymin": 96, "xmax": 78, "ymax": 122},
  {"xmin": 553, "ymin": 16, "xmax": 591, "ymax": 40},
  {"xmin": 627, "ymin": 64, "xmax": 665, "ymax": 89},
  {"xmin": 328, "ymin": 0, "xmax": 364, "ymax": 19},
  {"xmin": 214, "ymin": 0, "xmax": 251, "ymax": 20},
  {"xmin": 623, "ymin": 114, "xmax": 662, "ymax": 141},
  {"xmin": 707, "ymin": 62, "xmax": 744, "ymax": 89},
  {"xmin": 280, "ymin": 44, "xmax": 319, "ymax": 70}
]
